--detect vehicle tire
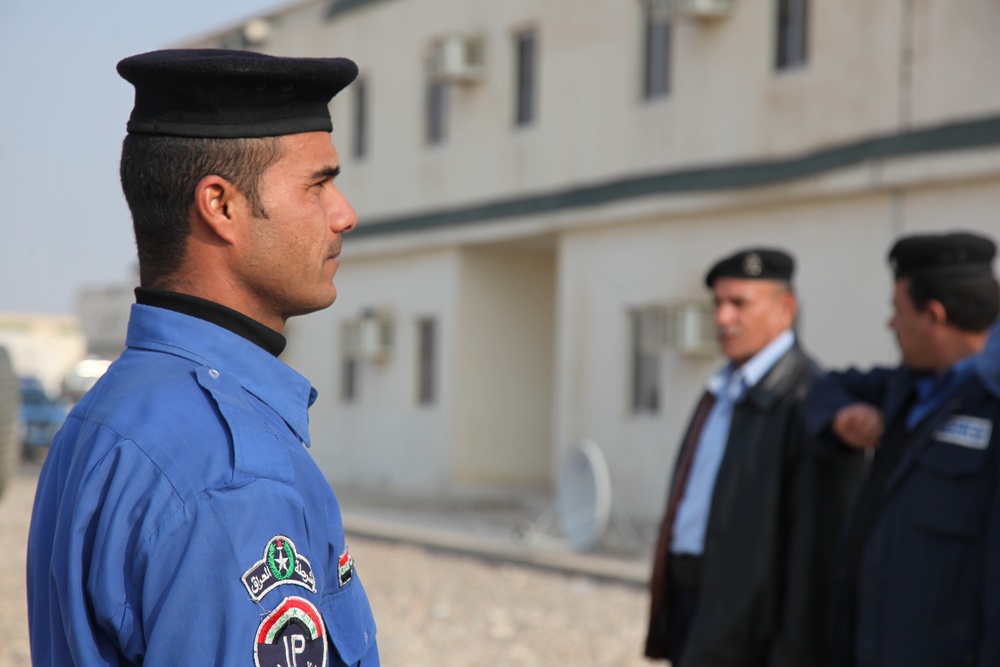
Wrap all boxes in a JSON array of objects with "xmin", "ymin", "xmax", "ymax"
[{"xmin": 0, "ymin": 346, "xmax": 21, "ymax": 499}]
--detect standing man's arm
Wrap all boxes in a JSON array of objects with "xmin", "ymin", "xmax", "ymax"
[{"xmin": 803, "ymin": 367, "xmax": 895, "ymax": 450}]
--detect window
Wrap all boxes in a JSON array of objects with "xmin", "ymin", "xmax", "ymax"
[
  {"xmin": 353, "ymin": 77, "xmax": 367, "ymax": 159},
  {"xmin": 341, "ymin": 321, "xmax": 359, "ymax": 403},
  {"xmin": 776, "ymin": 0, "xmax": 809, "ymax": 70},
  {"xmin": 643, "ymin": 0, "xmax": 672, "ymax": 99},
  {"xmin": 630, "ymin": 309, "xmax": 663, "ymax": 413},
  {"xmin": 416, "ymin": 318, "xmax": 437, "ymax": 405},
  {"xmin": 426, "ymin": 79, "xmax": 447, "ymax": 144},
  {"xmin": 514, "ymin": 30, "xmax": 537, "ymax": 126}
]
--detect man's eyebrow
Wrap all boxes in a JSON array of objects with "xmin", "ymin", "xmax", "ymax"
[{"xmin": 313, "ymin": 165, "xmax": 341, "ymax": 180}]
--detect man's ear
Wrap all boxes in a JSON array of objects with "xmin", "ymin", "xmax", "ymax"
[
  {"xmin": 925, "ymin": 299, "xmax": 948, "ymax": 327},
  {"xmin": 193, "ymin": 175, "xmax": 241, "ymax": 244}
]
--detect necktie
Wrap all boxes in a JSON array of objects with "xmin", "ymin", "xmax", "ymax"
[{"xmin": 647, "ymin": 391, "xmax": 718, "ymax": 641}]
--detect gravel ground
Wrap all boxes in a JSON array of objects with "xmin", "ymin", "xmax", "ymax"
[
  {"xmin": 3, "ymin": 459, "xmax": 652, "ymax": 666},
  {"xmin": 1, "ymin": 459, "xmax": 40, "ymax": 666}
]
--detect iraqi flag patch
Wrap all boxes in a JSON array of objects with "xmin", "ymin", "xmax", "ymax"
[
  {"xmin": 254, "ymin": 596, "xmax": 327, "ymax": 667},
  {"xmin": 338, "ymin": 545, "xmax": 354, "ymax": 587},
  {"xmin": 242, "ymin": 535, "xmax": 317, "ymax": 602}
]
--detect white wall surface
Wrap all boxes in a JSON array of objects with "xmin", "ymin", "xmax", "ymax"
[
  {"xmin": 453, "ymin": 245, "xmax": 555, "ymax": 487},
  {"xmin": 285, "ymin": 247, "xmax": 461, "ymax": 492},
  {"xmin": 191, "ymin": 0, "xmax": 1000, "ymax": 223}
]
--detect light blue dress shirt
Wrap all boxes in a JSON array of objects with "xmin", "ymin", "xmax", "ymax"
[{"xmin": 671, "ymin": 329, "xmax": 796, "ymax": 555}]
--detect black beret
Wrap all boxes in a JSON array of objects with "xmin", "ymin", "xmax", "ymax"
[
  {"xmin": 888, "ymin": 232, "xmax": 996, "ymax": 280},
  {"xmin": 705, "ymin": 247, "xmax": 795, "ymax": 287},
  {"xmin": 117, "ymin": 49, "xmax": 358, "ymax": 138}
]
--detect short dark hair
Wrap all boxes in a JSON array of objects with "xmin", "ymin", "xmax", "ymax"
[
  {"xmin": 907, "ymin": 273, "xmax": 1000, "ymax": 332},
  {"xmin": 119, "ymin": 134, "xmax": 282, "ymax": 288}
]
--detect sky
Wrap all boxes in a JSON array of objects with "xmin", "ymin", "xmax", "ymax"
[{"xmin": 0, "ymin": 0, "xmax": 297, "ymax": 316}]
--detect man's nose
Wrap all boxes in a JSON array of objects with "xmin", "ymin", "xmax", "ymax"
[{"xmin": 330, "ymin": 192, "xmax": 357, "ymax": 234}]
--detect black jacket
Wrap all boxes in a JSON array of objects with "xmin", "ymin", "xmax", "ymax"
[{"xmin": 646, "ymin": 344, "xmax": 864, "ymax": 667}]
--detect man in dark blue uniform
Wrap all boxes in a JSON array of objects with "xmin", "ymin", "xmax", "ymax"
[
  {"xmin": 26, "ymin": 50, "xmax": 379, "ymax": 666},
  {"xmin": 805, "ymin": 231, "xmax": 1000, "ymax": 667}
]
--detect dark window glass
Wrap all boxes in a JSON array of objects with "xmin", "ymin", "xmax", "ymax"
[
  {"xmin": 426, "ymin": 79, "xmax": 447, "ymax": 144},
  {"xmin": 417, "ymin": 318, "xmax": 437, "ymax": 405},
  {"xmin": 630, "ymin": 310, "xmax": 660, "ymax": 413},
  {"xmin": 643, "ymin": 2, "xmax": 672, "ymax": 98},
  {"xmin": 353, "ymin": 77, "xmax": 367, "ymax": 159},
  {"xmin": 776, "ymin": 0, "xmax": 809, "ymax": 70},
  {"xmin": 515, "ymin": 31, "xmax": 537, "ymax": 126}
]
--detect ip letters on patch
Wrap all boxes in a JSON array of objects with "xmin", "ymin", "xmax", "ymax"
[{"xmin": 933, "ymin": 415, "xmax": 992, "ymax": 450}]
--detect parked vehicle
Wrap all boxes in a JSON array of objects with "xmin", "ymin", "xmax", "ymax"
[{"xmin": 20, "ymin": 377, "xmax": 67, "ymax": 459}]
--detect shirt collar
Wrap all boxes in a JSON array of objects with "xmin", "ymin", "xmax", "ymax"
[
  {"xmin": 706, "ymin": 329, "xmax": 796, "ymax": 399},
  {"xmin": 135, "ymin": 287, "xmax": 286, "ymax": 356},
  {"xmin": 125, "ymin": 304, "xmax": 316, "ymax": 446}
]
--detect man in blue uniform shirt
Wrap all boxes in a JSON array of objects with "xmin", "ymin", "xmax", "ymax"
[
  {"xmin": 805, "ymin": 231, "xmax": 1000, "ymax": 667},
  {"xmin": 27, "ymin": 49, "xmax": 379, "ymax": 666},
  {"xmin": 645, "ymin": 248, "xmax": 863, "ymax": 667}
]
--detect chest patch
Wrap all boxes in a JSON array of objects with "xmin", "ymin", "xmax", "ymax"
[
  {"xmin": 242, "ymin": 535, "xmax": 317, "ymax": 602},
  {"xmin": 254, "ymin": 596, "xmax": 327, "ymax": 667},
  {"xmin": 338, "ymin": 545, "xmax": 354, "ymax": 587},
  {"xmin": 933, "ymin": 415, "xmax": 993, "ymax": 450}
]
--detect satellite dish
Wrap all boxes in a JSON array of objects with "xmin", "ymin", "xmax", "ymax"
[{"xmin": 556, "ymin": 439, "xmax": 612, "ymax": 552}]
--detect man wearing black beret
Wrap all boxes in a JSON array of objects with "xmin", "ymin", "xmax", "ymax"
[
  {"xmin": 646, "ymin": 248, "xmax": 862, "ymax": 666},
  {"xmin": 26, "ymin": 49, "xmax": 380, "ymax": 666},
  {"xmin": 805, "ymin": 231, "xmax": 1000, "ymax": 667}
]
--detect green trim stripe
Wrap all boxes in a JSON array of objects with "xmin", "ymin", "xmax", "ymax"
[
  {"xmin": 325, "ymin": 0, "xmax": 395, "ymax": 19},
  {"xmin": 352, "ymin": 115, "xmax": 1000, "ymax": 239}
]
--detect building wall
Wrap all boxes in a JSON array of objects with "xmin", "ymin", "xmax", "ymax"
[
  {"xmin": 190, "ymin": 0, "xmax": 1000, "ymax": 219},
  {"xmin": 285, "ymin": 247, "xmax": 461, "ymax": 492},
  {"xmin": 453, "ymin": 244, "xmax": 555, "ymax": 487},
  {"xmin": 188, "ymin": 0, "xmax": 1000, "ymax": 524}
]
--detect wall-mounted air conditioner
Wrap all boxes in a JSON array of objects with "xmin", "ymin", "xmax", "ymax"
[
  {"xmin": 429, "ymin": 34, "xmax": 485, "ymax": 83},
  {"xmin": 652, "ymin": 0, "xmax": 733, "ymax": 21},
  {"xmin": 672, "ymin": 301, "xmax": 717, "ymax": 358},
  {"xmin": 344, "ymin": 310, "xmax": 394, "ymax": 363}
]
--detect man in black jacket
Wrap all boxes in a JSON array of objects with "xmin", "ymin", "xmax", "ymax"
[
  {"xmin": 805, "ymin": 232, "xmax": 1000, "ymax": 667},
  {"xmin": 646, "ymin": 247, "xmax": 863, "ymax": 667}
]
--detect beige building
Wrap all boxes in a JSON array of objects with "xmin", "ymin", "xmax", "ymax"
[
  {"xmin": 0, "ymin": 314, "xmax": 85, "ymax": 397},
  {"xmin": 184, "ymin": 0, "xmax": 1000, "ymax": 529}
]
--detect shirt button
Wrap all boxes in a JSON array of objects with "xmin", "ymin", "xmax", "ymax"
[{"xmin": 208, "ymin": 369, "xmax": 220, "ymax": 379}]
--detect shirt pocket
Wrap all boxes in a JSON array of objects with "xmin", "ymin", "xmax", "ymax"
[
  {"xmin": 910, "ymin": 440, "xmax": 991, "ymax": 538},
  {"xmin": 320, "ymin": 577, "xmax": 377, "ymax": 666}
]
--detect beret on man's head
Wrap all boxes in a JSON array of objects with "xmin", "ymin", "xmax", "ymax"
[
  {"xmin": 117, "ymin": 49, "xmax": 358, "ymax": 138},
  {"xmin": 888, "ymin": 232, "xmax": 997, "ymax": 280},
  {"xmin": 704, "ymin": 248, "xmax": 795, "ymax": 287}
]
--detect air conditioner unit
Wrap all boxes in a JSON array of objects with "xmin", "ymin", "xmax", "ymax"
[
  {"xmin": 358, "ymin": 310, "xmax": 393, "ymax": 363},
  {"xmin": 430, "ymin": 34, "xmax": 485, "ymax": 83},
  {"xmin": 652, "ymin": 0, "xmax": 733, "ymax": 21},
  {"xmin": 673, "ymin": 301, "xmax": 717, "ymax": 358},
  {"xmin": 344, "ymin": 310, "xmax": 394, "ymax": 363}
]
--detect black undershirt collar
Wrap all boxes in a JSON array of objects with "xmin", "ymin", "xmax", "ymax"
[{"xmin": 134, "ymin": 288, "xmax": 286, "ymax": 356}]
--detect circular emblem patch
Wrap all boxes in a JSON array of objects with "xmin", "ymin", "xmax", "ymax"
[
  {"xmin": 742, "ymin": 252, "xmax": 763, "ymax": 277},
  {"xmin": 268, "ymin": 538, "xmax": 297, "ymax": 580},
  {"xmin": 254, "ymin": 596, "xmax": 327, "ymax": 667}
]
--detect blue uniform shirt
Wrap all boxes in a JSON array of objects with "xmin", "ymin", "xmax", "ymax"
[
  {"xmin": 672, "ymin": 330, "xmax": 796, "ymax": 555},
  {"xmin": 27, "ymin": 304, "xmax": 379, "ymax": 666}
]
